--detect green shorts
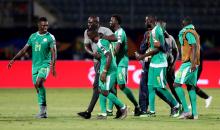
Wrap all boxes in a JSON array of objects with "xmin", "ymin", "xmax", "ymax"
[
  {"xmin": 32, "ymin": 67, "xmax": 50, "ymax": 84},
  {"xmin": 116, "ymin": 66, "xmax": 127, "ymax": 85},
  {"xmin": 148, "ymin": 67, "xmax": 167, "ymax": 88},
  {"xmin": 174, "ymin": 62, "xmax": 198, "ymax": 86},
  {"xmin": 99, "ymin": 72, "xmax": 116, "ymax": 91}
]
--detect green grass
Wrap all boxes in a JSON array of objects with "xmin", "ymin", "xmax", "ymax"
[{"xmin": 0, "ymin": 88, "xmax": 220, "ymax": 130}]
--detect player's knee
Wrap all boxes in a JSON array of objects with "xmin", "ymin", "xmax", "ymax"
[{"xmin": 101, "ymin": 90, "xmax": 109, "ymax": 97}]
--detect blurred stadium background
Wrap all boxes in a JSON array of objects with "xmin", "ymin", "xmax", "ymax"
[{"xmin": 0, "ymin": 0, "xmax": 220, "ymax": 60}]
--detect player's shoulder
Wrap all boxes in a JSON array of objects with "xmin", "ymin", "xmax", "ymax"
[
  {"xmin": 47, "ymin": 32, "xmax": 56, "ymax": 40},
  {"xmin": 98, "ymin": 26, "xmax": 111, "ymax": 32}
]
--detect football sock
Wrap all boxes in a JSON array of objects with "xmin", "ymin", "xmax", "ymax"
[
  {"xmin": 107, "ymin": 93, "xmax": 124, "ymax": 108},
  {"xmin": 37, "ymin": 86, "xmax": 46, "ymax": 106},
  {"xmin": 122, "ymin": 87, "xmax": 138, "ymax": 107},
  {"xmin": 99, "ymin": 94, "xmax": 107, "ymax": 113},
  {"xmin": 157, "ymin": 88, "xmax": 178, "ymax": 107},
  {"xmin": 175, "ymin": 87, "xmax": 189, "ymax": 112},
  {"xmin": 148, "ymin": 85, "xmax": 156, "ymax": 112}
]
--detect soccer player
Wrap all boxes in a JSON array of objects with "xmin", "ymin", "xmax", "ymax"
[
  {"xmin": 174, "ymin": 17, "xmax": 200, "ymax": 119},
  {"xmin": 87, "ymin": 28, "xmax": 128, "ymax": 119},
  {"xmin": 109, "ymin": 15, "xmax": 141, "ymax": 117},
  {"xmin": 138, "ymin": 18, "xmax": 178, "ymax": 117},
  {"xmin": 8, "ymin": 17, "xmax": 57, "ymax": 118},
  {"xmin": 77, "ymin": 16, "xmax": 118, "ymax": 119},
  {"xmin": 135, "ymin": 16, "xmax": 179, "ymax": 117}
]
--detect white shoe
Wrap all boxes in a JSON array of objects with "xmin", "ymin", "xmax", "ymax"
[{"xmin": 205, "ymin": 96, "xmax": 212, "ymax": 108}]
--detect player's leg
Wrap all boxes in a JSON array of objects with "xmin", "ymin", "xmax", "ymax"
[
  {"xmin": 167, "ymin": 66, "xmax": 181, "ymax": 104},
  {"xmin": 194, "ymin": 64, "xmax": 212, "ymax": 108},
  {"xmin": 107, "ymin": 83, "xmax": 117, "ymax": 116},
  {"xmin": 78, "ymin": 62, "xmax": 100, "ymax": 119},
  {"xmin": 174, "ymin": 63, "xmax": 191, "ymax": 119},
  {"xmin": 117, "ymin": 67, "xmax": 141, "ymax": 116},
  {"xmin": 35, "ymin": 67, "xmax": 50, "ymax": 118},
  {"xmin": 139, "ymin": 70, "xmax": 149, "ymax": 115},
  {"xmin": 185, "ymin": 67, "xmax": 199, "ymax": 119},
  {"xmin": 147, "ymin": 67, "xmax": 156, "ymax": 116},
  {"xmin": 99, "ymin": 72, "xmax": 127, "ymax": 119}
]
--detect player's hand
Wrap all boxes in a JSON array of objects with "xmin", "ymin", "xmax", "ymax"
[
  {"xmin": 51, "ymin": 66, "xmax": 57, "ymax": 77},
  {"xmin": 135, "ymin": 52, "xmax": 144, "ymax": 60},
  {"xmin": 8, "ymin": 60, "xmax": 14, "ymax": 69},
  {"xmin": 93, "ymin": 52, "xmax": 101, "ymax": 59},
  {"xmin": 100, "ymin": 71, "xmax": 107, "ymax": 83},
  {"xmin": 190, "ymin": 64, "xmax": 196, "ymax": 73}
]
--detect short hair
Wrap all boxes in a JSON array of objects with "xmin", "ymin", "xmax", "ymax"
[
  {"xmin": 38, "ymin": 17, "xmax": 48, "ymax": 23},
  {"xmin": 112, "ymin": 14, "xmax": 122, "ymax": 24},
  {"xmin": 145, "ymin": 15, "xmax": 157, "ymax": 21},
  {"xmin": 183, "ymin": 16, "xmax": 192, "ymax": 24},
  {"xmin": 88, "ymin": 16, "xmax": 100, "ymax": 23}
]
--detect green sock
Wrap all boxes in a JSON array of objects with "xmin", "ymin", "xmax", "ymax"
[
  {"xmin": 122, "ymin": 87, "xmax": 138, "ymax": 107},
  {"xmin": 99, "ymin": 94, "xmax": 107, "ymax": 113},
  {"xmin": 108, "ymin": 100, "xmax": 114, "ymax": 111},
  {"xmin": 157, "ymin": 88, "xmax": 178, "ymax": 107},
  {"xmin": 37, "ymin": 86, "xmax": 46, "ymax": 106},
  {"xmin": 175, "ymin": 87, "xmax": 189, "ymax": 112},
  {"xmin": 107, "ymin": 93, "xmax": 124, "ymax": 108},
  {"xmin": 148, "ymin": 85, "xmax": 156, "ymax": 112},
  {"xmin": 188, "ymin": 90, "xmax": 198, "ymax": 116}
]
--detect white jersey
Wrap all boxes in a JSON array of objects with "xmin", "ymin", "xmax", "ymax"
[
  {"xmin": 84, "ymin": 26, "xmax": 114, "ymax": 52},
  {"xmin": 165, "ymin": 34, "xmax": 178, "ymax": 63}
]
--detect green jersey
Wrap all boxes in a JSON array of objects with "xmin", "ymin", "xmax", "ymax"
[
  {"xmin": 97, "ymin": 39, "xmax": 117, "ymax": 74},
  {"xmin": 111, "ymin": 28, "xmax": 129, "ymax": 67},
  {"xmin": 149, "ymin": 25, "xmax": 168, "ymax": 68},
  {"xmin": 27, "ymin": 32, "xmax": 55, "ymax": 68}
]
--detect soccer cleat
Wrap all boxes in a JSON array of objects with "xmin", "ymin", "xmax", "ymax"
[
  {"xmin": 77, "ymin": 111, "xmax": 91, "ymax": 119},
  {"xmin": 107, "ymin": 110, "xmax": 113, "ymax": 116},
  {"xmin": 139, "ymin": 111, "xmax": 150, "ymax": 117},
  {"xmin": 119, "ymin": 106, "xmax": 128, "ymax": 119},
  {"xmin": 134, "ymin": 107, "xmax": 142, "ymax": 116},
  {"xmin": 35, "ymin": 112, "xmax": 47, "ymax": 118},
  {"xmin": 187, "ymin": 115, "xmax": 199, "ymax": 120},
  {"xmin": 205, "ymin": 96, "xmax": 212, "ymax": 108},
  {"xmin": 178, "ymin": 112, "xmax": 191, "ymax": 119},
  {"xmin": 147, "ymin": 111, "xmax": 156, "ymax": 117},
  {"xmin": 96, "ymin": 113, "xmax": 107, "ymax": 120},
  {"xmin": 170, "ymin": 106, "xmax": 180, "ymax": 118},
  {"xmin": 113, "ymin": 110, "xmax": 122, "ymax": 119}
]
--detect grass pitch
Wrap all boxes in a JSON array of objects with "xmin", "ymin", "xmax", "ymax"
[{"xmin": 0, "ymin": 88, "xmax": 219, "ymax": 130}]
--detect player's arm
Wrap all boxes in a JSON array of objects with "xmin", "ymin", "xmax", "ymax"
[
  {"xmin": 50, "ymin": 44, "xmax": 57, "ymax": 77},
  {"xmin": 100, "ymin": 27, "xmax": 117, "ymax": 42},
  {"xmin": 135, "ymin": 48, "xmax": 159, "ymax": 60},
  {"xmin": 8, "ymin": 44, "xmax": 30, "ymax": 69},
  {"xmin": 186, "ymin": 32, "xmax": 197, "ymax": 72},
  {"xmin": 171, "ymin": 36, "xmax": 179, "ymax": 65},
  {"xmin": 101, "ymin": 34, "xmax": 117, "ymax": 42},
  {"xmin": 100, "ymin": 51, "xmax": 112, "ymax": 83}
]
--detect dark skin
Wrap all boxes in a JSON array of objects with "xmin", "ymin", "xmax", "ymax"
[
  {"xmin": 8, "ymin": 21, "xmax": 57, "ymax": 91},
  {"xmin": 135, "ymin": 16, "xmax": 160, "ymax": 60},
  {"xmin": 84, "ymin": 16, "xmax": 117, "ymax": 59},
  {"xmin": 87, "ymin": 31, "xmax": 111, "ymax": 83}
]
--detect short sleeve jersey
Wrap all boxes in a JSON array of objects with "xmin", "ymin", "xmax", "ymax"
[
  {"xmin": 111, "ymin": 28, "xmax": 129, "ymax": 67},
  {"xmin": 97, "ymin": 39, "xmax": 117, "ymax": 73},
  {"xmin": 149, "ymin": 25, "xmax": 168, "ymax": 67},
  {"xmin": 27, "ymin": 32, "xmax": 55, "ymax": 68}
]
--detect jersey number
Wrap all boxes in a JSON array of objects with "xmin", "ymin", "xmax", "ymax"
[{"xmin": 35, "ymin": 44, "xmax": 41, "ymax": 51}]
